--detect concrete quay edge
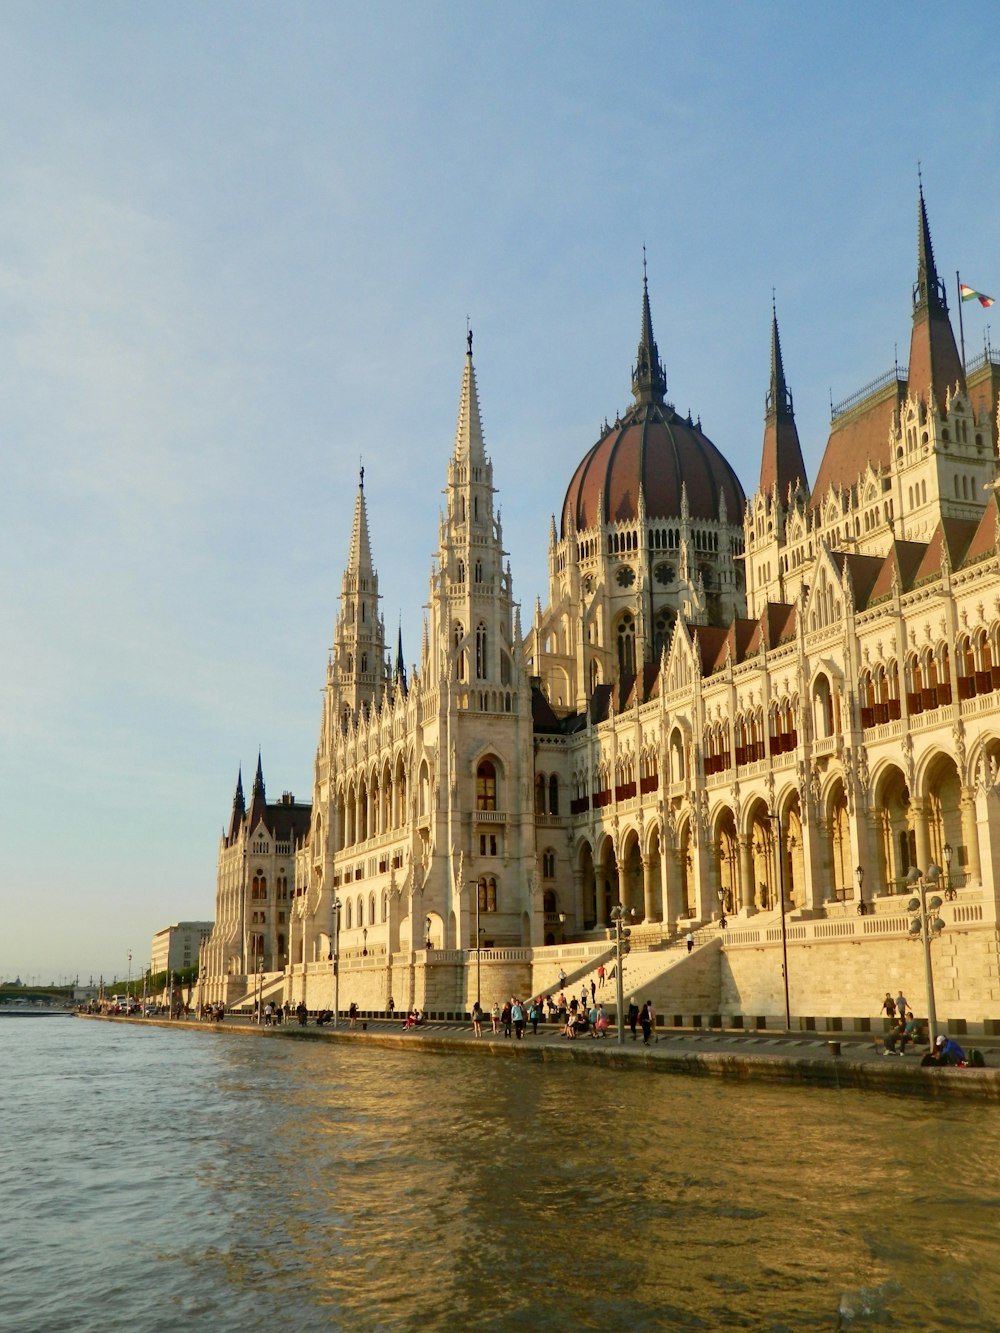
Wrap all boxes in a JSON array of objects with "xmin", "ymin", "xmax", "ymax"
[{"xmin": 75, "ymin": 1013, "xmax": 1000, "ymax": 1101}]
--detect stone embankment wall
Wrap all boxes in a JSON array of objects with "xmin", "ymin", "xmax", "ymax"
[{"xmin": 720, "ymin": 924, "xmax": 1000, "ymax": 1023}]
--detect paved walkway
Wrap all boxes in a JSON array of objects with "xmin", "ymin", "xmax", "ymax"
[{"xmin": 83, "ymin": 1012, "xmax": 1000, "ymax": 1099}]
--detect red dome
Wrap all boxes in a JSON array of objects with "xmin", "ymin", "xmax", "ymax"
[{"xmin": 561, "ymin": 401, "xmax": 746, "ymax": 538}]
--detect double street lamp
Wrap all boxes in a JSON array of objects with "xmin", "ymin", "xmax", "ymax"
[
  {"xmin": 609, "ymin": 904, "xmax": 635, "ymax": 1045},
  {"xmin": 906, "ymin": 863, "xmax": 945, "ymax": 1048}
]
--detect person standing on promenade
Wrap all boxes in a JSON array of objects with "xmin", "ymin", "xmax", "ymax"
[
  {"xmin": 895, "ymin": 990, "xmax": 908, "ymax": 1022},
  {"xmin": 511, "ymin": 998, "xmax": 525, "ymax": 1039},
  {"xmin": 528, "ymin": 998, "xmax": 541, "ymax": 1034},
  {"xmin": 501, "ymin": 999, "xmax": 512, "ymax": 1037},
  {"xmin": 491, "ymin": 1000, "xmax": 501, "ymax": 1034},
  {"xmin": 349, "ymin": 1001, "xmax": 358, "ymax": 1029},
  {"xmin": 627, "ymin": 996, "xmax": 640, "ymax": 1040},
  {"xmin": 471, "ymin": 1000, "xmax": 483, "ymax": 1037},
  {"xmin": 387, "ymin": 996, "xmax": 395, "ymax": 1019},
  {"xmin": 881, "ymin": 993, "xmax": 896, "ymax": 1022},
  {"xmin": 640, "ymin": 1000, "xmax": 653, "ymax": 1044},
  {"xmin": 686, "ymin": 931, "xmax": 694, "ymax": 954}
]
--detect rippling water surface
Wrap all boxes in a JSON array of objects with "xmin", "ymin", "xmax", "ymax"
[{"xmin": 4, "ymin": 1018, "xmax": 999, "ymax": 1331}]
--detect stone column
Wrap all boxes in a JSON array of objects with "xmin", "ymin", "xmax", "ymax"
[
  {"xmin": 738, "ymin": 836, "xmax": 754, "ymax": 914},
  {"xmin": 961, "ymin": 787, "xmax": 982, "ymax": 883},
  {"xmin": 911, "ymin": 799, "xmax": 931, "ymax": 874},
  {"xmin": 641, "ymin": 853, "xmax": 656, "ymax": 923}
]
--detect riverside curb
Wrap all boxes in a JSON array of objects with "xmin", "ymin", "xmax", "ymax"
[{"xmin": 76, "ymin": 1013, "xmax": 1000, "ymax": 1100}]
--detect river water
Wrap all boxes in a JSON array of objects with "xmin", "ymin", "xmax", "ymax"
[{"xmin": 3, "ymin": 1018, "xmax": 998, "ymax": 1332}]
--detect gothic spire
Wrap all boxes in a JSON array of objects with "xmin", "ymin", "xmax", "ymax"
[
  {"xmin": 247, "ymin": 752, "xmax": 267, "ymax": 831},
  {"xmin": 346, "ymin": 466, "xmax": 374, "ymax": 578},
  {"xmin": 913, "ymin": 176, "xmax": 946, "ymax": 318},
  {"xmin": 393, "ymin": 622, "xmax": 407, "ymax": 694},
  {"xmin": 454, "ymin": 327, "xmax": 486, "ymax": 463},
  {"xmin": 908, "ymin": 179, "xmax": 965, "ymax": 414},
  {"xmin": 759, "ymin": 302, "xmax": 807, "ymax": 500},
  {"xmin": 631, "ymin": 256, "xmax": 667, "ymax": 407},
  {"xmin": 226, "ymin": 766, "xmax": 245, "ymax": 843}
]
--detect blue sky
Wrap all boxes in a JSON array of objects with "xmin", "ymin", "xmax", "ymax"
[{"xmin": 2, "ymin": 2, "xmax": 997, "ymax": 983}]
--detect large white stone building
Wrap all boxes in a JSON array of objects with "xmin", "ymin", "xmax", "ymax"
[{"xmin": 202, "ymin": 188, "xmax": 1000, "ymax": 1026}]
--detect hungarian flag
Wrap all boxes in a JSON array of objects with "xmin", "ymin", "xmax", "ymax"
[{"xmin": 960, "ymin": 283, "xmax": 995, "ymax": 308}]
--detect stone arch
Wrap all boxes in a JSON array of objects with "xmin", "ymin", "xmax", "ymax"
[
  {"xmin": 823, "ymin": 777, "xmax": 851, "ymax": 903},
  {"xmin": 712, "ymin": 804, "xmax": 740, "ymax": 914},
  {"xmin": 746, "ymin": 798, "xmax": 776, "ymax": 911},
  {"xmin": 645, "ymin": 821, "xmax": 663, "ymax": 921},
  {"xmin": 578, "ymin": 838, "xmax": 597, "ymax": 931},
  {"xmin": 920, "ymin": 749, "xmax": 965, "ymax": 880},
  {"xmin": 776, "ymin": 788, "xmax": 805, "ymax": 910},
  {"xmin": 871, "ymin": 761, "xmax": 911, "ymax": 896},
  {"xmin": 596, "ymin": 834, "xmax": 619, "ymax": 927},
  {"xmin": 619, "ymin": 827, "xmax": 642, "ymax": 917}
]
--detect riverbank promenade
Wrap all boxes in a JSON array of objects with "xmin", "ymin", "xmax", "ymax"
[{"xmin": 78, "ymin": 1012, "xmax": 1000, "ymax": 1100}]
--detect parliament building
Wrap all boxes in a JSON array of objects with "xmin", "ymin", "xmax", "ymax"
[{"xmin": 201, "ymin": 188, "xmax": 1000, "ymax": 1025}]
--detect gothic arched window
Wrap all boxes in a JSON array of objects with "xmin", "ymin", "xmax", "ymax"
[
  {"xmin": 476, "ymin": 622, "xmax": 488, "ymax": 679},
  {"xmin": 617, "ymin": 612, "xmax": 636, "ymax": 678},
  {"xmin": 454, "ymin": 622, "xmax": 466, "ymax": 682},
  {"xmin": 476, "ymin": 760, "xmax": 497, "ymax": 811}
]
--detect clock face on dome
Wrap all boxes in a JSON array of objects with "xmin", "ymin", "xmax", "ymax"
[{"xmin": 616, "ymin": 565, "xmax": 635, "ymax": 588}]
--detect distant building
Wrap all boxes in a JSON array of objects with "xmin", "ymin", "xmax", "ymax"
[
  {"xmin": 202, "ymin": 185, "xmax": 1000, "ymax": 1022},
  {"xmin": 200, "ymin": 765, "xmax": 310, "ymax": 984},
  {"xmin": 151, "ymin": 921, "xmax": 214, "ymax": 976}
]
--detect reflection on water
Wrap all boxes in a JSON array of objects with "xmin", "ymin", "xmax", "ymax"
[{"xmin": 4, "ymin": 1020, "xmax": 1000, "ymax": 1332}]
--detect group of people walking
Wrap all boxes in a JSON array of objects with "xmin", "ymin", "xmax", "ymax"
[{"xmin": 467, "ymin": 990, "xmax": 656, "ymax": 1042}]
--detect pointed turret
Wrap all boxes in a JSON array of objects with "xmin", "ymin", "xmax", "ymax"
[
  {"xmin": 759, "ymin": 304, "xmax": 807, "ymax": 499},
  {"xmin": 454, "ymin": 327, "xmax": 487, "ymax": 464},
  {"xmin": 908, "ymin": 180, "xmax": 965, "ymax": 414},
  {"xmin": 346, "ymin": 466, "xmax": 374, "ymax": 580},
  {"xmin": 393, "ymin": 623, "xmax": 407, "ymax": 695},
  {"xmin": 631, "ymin": 261, "xmax": 667, "ymax": 407},
  {"xmin": 226, "ymin": 767, "xmax": 245, "ymax": 843},
  {"xmin": 331, "ymin": 466, "xmax": 384, "ymax": 717},
  {"xmin": 247, "ymin": 752, "xmax": 267, "ymax": 831}
]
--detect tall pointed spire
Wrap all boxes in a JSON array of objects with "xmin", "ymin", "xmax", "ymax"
[
  {"xmin": 913, "ymin": 175, "xmax": 946, "ymax": 318},
  {"xmin": 227, "ymin": 766, "xmax": 246, "ymax": 843},
  {"xmin": 247, "ymin": 752, "xmax": 267, "ymax": 831},
  {"xmin": 632, "ymin": 253, "xmax": 667, "ymax": 407},
  {"xmin": 393, "ymin": 621, "xmax": 407, "ymax": 694},
  {"xmin": 454, "ymin": 327, "xmax": 486, "ymax": 463},
  {"xmin": 908, "ymin": 178, "xmax": 965, "ymax": 414},
  {"xmin": 346, "ymin": 465, "xmax": 374, "ymax": 578},
  {"xmin": 759, "ymin": 302, "xmax": 807, "ymax": 499}
]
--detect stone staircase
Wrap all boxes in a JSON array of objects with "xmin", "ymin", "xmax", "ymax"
[{"xmin": 531, "ymin": 919, "xmax": 729, "ymax": 1017}]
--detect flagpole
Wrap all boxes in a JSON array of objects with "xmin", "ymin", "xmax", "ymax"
[{"xmin": 956, "ymin": 271, "xmax": 967, "ymax": 371}]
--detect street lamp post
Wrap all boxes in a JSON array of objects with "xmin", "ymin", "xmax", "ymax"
[
  {"xmin": 425, "ymin": 916, "xmax": 433, "ymax": 950},
  {"xmin": 609, "ymin": 904, "xmax": 634, "ymax": 1045},
  {"xmin": 943, "ymin": 842, "xmax": 955, "ymax": 899},
  {"xmin": 330, "ymin": 897, "xmax": 341, "ymax": 1029},
  {"xmin": 127, "ymin": 951, "xmax": 132, "ymax": 1011},
  {"xmin": 362, "ymin": 927, "xmax": 368, "ymax": 957},
  {"xmin": 906, "ymin": 864, "xmax": 944, "ymax": 1048},
  {"xmin": 856, "ymin": 864, "xmax": 866, "ymax": 915}
]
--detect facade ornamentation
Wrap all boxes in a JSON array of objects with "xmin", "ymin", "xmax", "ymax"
[{"xmin": 201, "ymin": 187, "xmax": 1000, "ymax": 1015}]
